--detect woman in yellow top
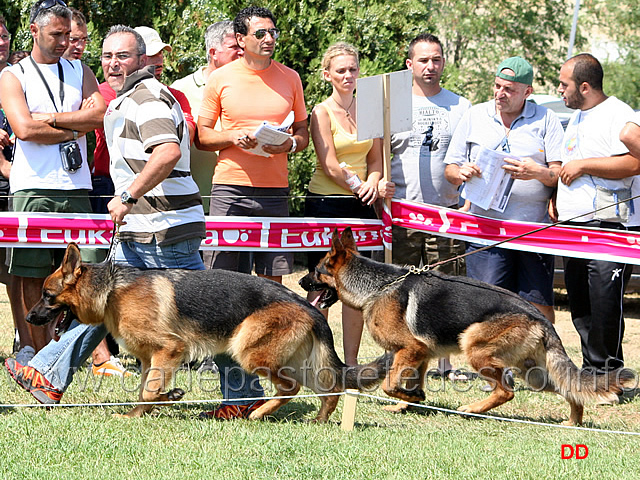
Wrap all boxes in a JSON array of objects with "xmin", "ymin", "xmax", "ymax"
[{"xmin": 305, "ymin": 42, "xmax": 382, "ymax": 366}]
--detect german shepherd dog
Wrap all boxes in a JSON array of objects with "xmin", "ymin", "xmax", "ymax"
[
  {"xmin": 25, "ymin": 243, "xmax": 391, "ymax": 421},
  {"xmin": 300, "ymin": 228, "xmax": 635, "ymax": 425}
]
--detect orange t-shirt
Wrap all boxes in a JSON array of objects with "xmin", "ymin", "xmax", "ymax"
[{"xmin": 199, "ymin": 59, "xmax": 307, "ymax": 188}]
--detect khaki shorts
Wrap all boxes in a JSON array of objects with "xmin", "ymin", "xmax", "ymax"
[{"xmin": 10, "ymin": 189, "xmax": 104, "ymax": 278}]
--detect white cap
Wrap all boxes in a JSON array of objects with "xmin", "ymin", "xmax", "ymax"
[{"xmin": 134, "ymin": 26, "xmax": 172, "ymax": 56}]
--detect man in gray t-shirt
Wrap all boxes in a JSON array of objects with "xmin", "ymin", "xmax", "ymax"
[
  {"xmin": 382, "ymin": 33, "xmax": 471, "ymax": 273},
  {"xmin": 380, "ymin": 33, "xmax": 471, "ymax": 385}
]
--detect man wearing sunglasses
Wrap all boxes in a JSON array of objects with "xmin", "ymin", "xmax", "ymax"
[
  {"xmin": 443, "ymin": 57, "xmax": 563, "ymax": 325},
  {"xmin": 196, "ymin": 6, "xmax": 309, "ymax": 420},
  {"xmin": 0, "ymin": 0, "xmax": 105, "ymax": 360}
]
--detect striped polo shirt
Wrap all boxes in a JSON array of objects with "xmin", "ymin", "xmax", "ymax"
[{"xmin": 104, "ymin": 67, "xmax": 205, "ymax": 245}]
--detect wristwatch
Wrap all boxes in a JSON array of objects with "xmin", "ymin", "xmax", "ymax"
[
  {"xmin": 120, "ymin": 191, "xmax": 138, "ymax": 205},
  {"xmin": 72, "ymin": 130, "xmax": 78, "ymax": 141},
  {"xmin": 289, "ymin": 136, "xmax": 297, "ymax": 153}
]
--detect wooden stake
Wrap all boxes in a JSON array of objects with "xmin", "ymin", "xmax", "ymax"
[{"xmin": 340, "ymin": 389, "xmax": 359, "ymax": 431}]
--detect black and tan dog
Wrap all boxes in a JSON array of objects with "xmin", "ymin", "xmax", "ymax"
[
  {"xmin": 26, "ymin": 243, "xmax": 391, "ymax": 421},
  {"xmin": 300, "ymin": 228, "xmax": 635, "ymax": 425}
]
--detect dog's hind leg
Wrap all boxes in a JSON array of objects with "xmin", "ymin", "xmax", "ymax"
[{"xmin": 247, "ymin": 377, "xmax": 300, "ymax": 421}]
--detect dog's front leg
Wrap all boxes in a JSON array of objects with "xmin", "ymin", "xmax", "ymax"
[
  {"xmin": 115, "ymin": 358, "xmax": 152, "ymax": 418},
  {"xmin": 382, "ymin": 345, "xmax": 429, "ymax": 403},
  {"xmin": 117, "ymin": 351, "xmax": 185, "ymax": 418}
]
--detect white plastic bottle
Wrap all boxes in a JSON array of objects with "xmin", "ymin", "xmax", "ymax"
[{"xmin": 339, "ymin": 162, "xmax": 363, "ymax": 192}]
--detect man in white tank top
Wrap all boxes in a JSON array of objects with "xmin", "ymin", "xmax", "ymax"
[{"xmin": 0, "ymin": 0, "xmax": 105, "ymax": 358}]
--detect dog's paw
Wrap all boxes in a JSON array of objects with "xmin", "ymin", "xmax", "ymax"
[
  {"xmin": 399, "ymin": 387, "xmax": 425, "ymax": 402},
  {"xmin": 457, "ymin": 404, "xmax": 472, "ymax": 413},
  {"xmin": 167, "ymin": 388, "xmax": 185, "ymax": 401},
  {"xmin": 382, "ymin": 402, "xmax": 409, "ymax": 414}
]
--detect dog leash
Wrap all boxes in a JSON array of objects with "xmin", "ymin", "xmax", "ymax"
[
  {"xmin": 103, "ymin": 223, "xmax": 120, "ymax": 268},
  {"xmin": 384, "ymin": 192, "xmax": 640, "ymax": 287}
]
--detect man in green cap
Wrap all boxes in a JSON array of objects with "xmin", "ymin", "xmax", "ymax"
[{"xmin": 444, "ymin": 56, "xmax": 563, "ymax": 324}]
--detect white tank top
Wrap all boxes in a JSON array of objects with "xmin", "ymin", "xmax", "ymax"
[{"xmin": 6, "ymin": 57, "xmax": 91, "ymax": 193}]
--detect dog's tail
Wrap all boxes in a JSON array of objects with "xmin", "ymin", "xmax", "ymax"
[
  {"xmin": 543, "ymin": 326, "xmax": 635, "ymax": 406},
  {"xmin": 306, "ymin": 318, "xmax": 392, "ymax": 393},
  {"xmin": 341, "ymin": 351, "xmax": 394, "ymax": 391}
]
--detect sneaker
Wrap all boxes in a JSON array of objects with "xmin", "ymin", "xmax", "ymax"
[
  {"xmin": 199, "ymin": 400, "xmax": 266, "ymax": 420},
  {"xmin": 5, "ymin": 358, "xmax": 63, "ymax": 405},
  {"xmin": 92, "ymin": 356, "xmax": 134, "ymax": 377},
  {"xmin": 15, "ymin": 346, "xmax": 35, "ymax": 366}
]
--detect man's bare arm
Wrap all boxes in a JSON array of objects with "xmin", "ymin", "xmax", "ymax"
[{"xmin": 0, "ymin": 71, "xmax": 78, "ymax": 144}]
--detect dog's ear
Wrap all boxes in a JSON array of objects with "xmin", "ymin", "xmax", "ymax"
[
  {"xmin": 328, "ymin": 228, "xmax": 343, "ymax": 254},
  {"xmin": 340, "ymin": 227, "xmax": 357, "ymax": 251},
  {"xmin": 61, "ymin": 243, "xmax": 83, "ymax": 284}
]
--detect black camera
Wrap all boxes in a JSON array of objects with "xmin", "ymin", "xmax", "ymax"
[{"xmin": 59, "ymin": 140, "xmax": 83, "ymax": 173}]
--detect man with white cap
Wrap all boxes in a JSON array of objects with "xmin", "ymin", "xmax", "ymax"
[
  {"xmin": 171, "ymin": 21, "xmax": 243, "ymax": 212},
  {"xmin": 444, "ymin": 56, "xmax": 564, "ymax": 323},
  {"xmin": 133, "ymin": 26, "xmax": 170, "ymax": 80}
]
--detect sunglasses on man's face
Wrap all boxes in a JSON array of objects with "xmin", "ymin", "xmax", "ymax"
[{"xmin": 250, "ymin": 28, "xmax": 280, "ymax": 40}]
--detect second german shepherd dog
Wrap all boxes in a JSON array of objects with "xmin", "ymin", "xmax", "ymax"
[
  {"xmin": 301, "ymin": 228, "xmax": 634, "ymax": 425},
  {"xmin": 26, "ymin": 243, "xmax": 390, "ymax": 421}
]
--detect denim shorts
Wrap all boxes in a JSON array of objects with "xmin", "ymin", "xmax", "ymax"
[
  {"xmin": 114, "ymin": 236, "xmax": 205, "ymax": 270},
  {"xmin": 304, "ymin": 193, "xmax": 376, "ymax": 271}
]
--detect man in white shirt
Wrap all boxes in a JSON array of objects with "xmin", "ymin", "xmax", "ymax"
[
  {"xmin": 555, "ymin": 53, "xmax": 638, "ymax": 373},
  {"xmin": 171, "ymin": 21, "xmax": 243, "ymax": 211},
  {"xmin": 0, "ymin": 0, "xmax": 105, "ymax": 357}
]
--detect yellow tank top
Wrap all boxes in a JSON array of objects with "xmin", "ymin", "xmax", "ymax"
[{"xmin": 308, "ymin": 103, "xmax": 373, "ymax": 195}]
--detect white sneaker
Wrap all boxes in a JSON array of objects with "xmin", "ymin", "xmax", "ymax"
[{"xmin": 92, "ymin": 356, "xmax": 134, "ymax": 377}]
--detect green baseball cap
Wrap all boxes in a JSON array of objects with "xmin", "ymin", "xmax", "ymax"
[{"xmin": 496, "ymin": 56, "xmax": 533, "ymax": 86}]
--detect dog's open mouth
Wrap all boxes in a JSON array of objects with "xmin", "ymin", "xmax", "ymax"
[
  {"xmin": 298, "ymin": 275, "xmax": 339, "ymax": 309},
  {"xmin": 311, "ymin": 287, "xmax": 339, "ymax": 309},
  {"xmin": 51, "ymin": 307, "xmax": 74, "ymax": 340}
]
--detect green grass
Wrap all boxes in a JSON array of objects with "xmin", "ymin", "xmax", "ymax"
[{"xmin": 1, "ymin": 282, "xmax": 639, "ymax": 479}]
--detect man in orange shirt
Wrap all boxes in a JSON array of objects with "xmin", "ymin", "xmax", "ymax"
[
  {"xmin": 196, "ymin": 6, "xmax": 308, "ymax": 420},
  {"xmin": 197, "ymin": 6, "xmax": 308, "ymax": 284}
]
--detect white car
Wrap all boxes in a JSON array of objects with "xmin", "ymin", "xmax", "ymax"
[{"xmin": 527, "ymin": 94, "xmax": 575, "ymax": 128}]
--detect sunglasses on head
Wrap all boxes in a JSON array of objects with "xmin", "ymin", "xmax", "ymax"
[
  {"xmin": 31, "ymin": 0, "xmax": 67, "ymax": 23},
  {"xmin": 251, "ymin": 28, "xmax": 280, "ymax": 40}
]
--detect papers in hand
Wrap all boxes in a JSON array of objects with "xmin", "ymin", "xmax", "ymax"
[
  {"xmin": 247, "ymin": 111, "xmax": 294, "ymax": 157},
  {"xmin": 461, "ymin": 146, "xmax": 521, "ymax": 213}
]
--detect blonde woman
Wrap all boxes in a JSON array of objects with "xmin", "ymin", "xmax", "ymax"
[{"xmin": 305, "ymin": 42, "xmax": 382, "ymax": 365}]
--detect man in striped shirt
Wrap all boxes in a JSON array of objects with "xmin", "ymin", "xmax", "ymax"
[
  {"xmin": 4, "ymin": 25, "xmax": 206, "ymax": 405},
  {"xmin": 103, "ymin": 26, "xmax": 205, "ymax": 254}
]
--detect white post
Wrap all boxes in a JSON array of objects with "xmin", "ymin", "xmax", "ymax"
[
  {"xmin": 340, "ymin": 389, "xmax": 359, "ymax": 431},
  {"xmin": 567, "ymin": 0, "xmax": 581, "ymax": 59}
]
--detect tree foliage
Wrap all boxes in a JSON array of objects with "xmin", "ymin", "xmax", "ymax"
[{"xmin": 581, "ymin": 0, "xmax": 640, "ymax": 109}]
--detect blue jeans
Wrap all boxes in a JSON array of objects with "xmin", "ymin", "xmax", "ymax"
[{"xmin": 30, "ymin": 237, "xmax": 205, "ymax": 391}]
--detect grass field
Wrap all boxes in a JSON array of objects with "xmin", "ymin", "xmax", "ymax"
[{"xmin": 1, "ymin": 268, "xmax": 639, "ymax": 480}]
